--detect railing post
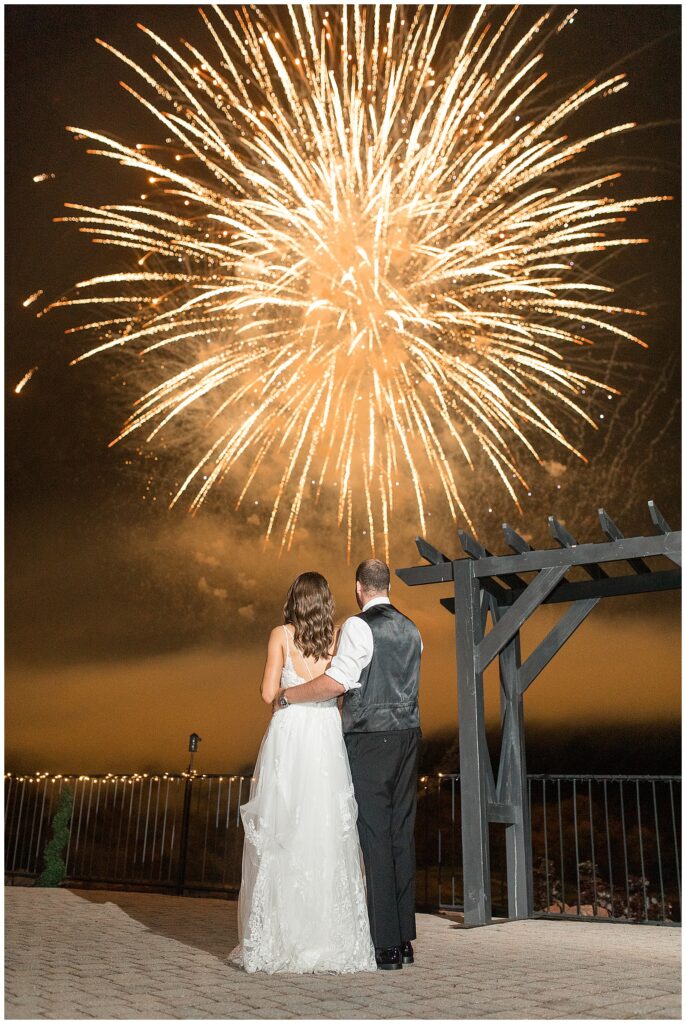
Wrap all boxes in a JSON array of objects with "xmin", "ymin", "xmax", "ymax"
[
  {"xmin": 176, "ymin": 774, "xmax": 193, "ymax": 896},
  {"xmin": 176, "ymin": 732, "xmax": 202, "ymax": 896}
]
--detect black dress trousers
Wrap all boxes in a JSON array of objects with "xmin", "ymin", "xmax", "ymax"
[{"xmin": 344, "ymin": 726, "xmax": 421, "ymax": 950}]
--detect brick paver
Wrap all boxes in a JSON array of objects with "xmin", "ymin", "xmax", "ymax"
[{"xmin": 4, "ymin": 888, "xmax": 681, "ymax": 1019}]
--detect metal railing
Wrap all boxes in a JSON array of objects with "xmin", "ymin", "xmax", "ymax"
[
  {"xmin": 4, "ymin": 772, "xmax": 248, "ymax": 894},
  {"xmin": 528, "ymin": 775, "xmax": 681, "ymax": 925},
  {"xmin": 5, "ymin": 771, "xmax": 680, "ymax": 925}
]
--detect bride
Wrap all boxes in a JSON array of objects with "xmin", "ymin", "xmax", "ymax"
[{"xmin": 230, "ymin": 571, "xmax": 377, "ymax": 974}]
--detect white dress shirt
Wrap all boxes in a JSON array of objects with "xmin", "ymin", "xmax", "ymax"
[{"xmin": 326, "ymin": 596, "xmax": 422, "ymax": 692}]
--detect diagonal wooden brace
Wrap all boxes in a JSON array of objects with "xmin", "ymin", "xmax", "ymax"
[
  {"xmin": 518, "ymin": 597, "xmax": 599, "ymax": 694},
  {"xmin": 475, "ymin": 565, "xmax": 568, "ymax": 674}
]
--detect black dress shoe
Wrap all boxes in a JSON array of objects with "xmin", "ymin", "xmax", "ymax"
[
  {"xmin": 375, "ymin": 946, "xmax": 402, "ymax": 970},
  {"xmin": 400, "ymin": 940, "xmax": 414, "ymax": 964}
]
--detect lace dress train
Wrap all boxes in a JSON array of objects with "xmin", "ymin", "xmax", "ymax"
[{"xmin": 229, "ymin": 630, "xmax": 377, "ymax": 974}]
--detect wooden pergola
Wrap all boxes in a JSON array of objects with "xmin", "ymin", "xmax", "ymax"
[{"xmin": 397, "ymin": 500, "xmax": 681, "ymax": 927}]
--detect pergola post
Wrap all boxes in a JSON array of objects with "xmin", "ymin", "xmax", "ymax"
[
  {"xmin": 496, "ymin": 620, "xmax": 533, "ymax": 919},
  {"xmin": 453, "ymin": 557, "xmax": 491, "ymax": 926}
]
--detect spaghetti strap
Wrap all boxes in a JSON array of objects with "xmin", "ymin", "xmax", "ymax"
[{"xmin": 283, "ymin": 624, "xmax": 314, "ymax": 680}]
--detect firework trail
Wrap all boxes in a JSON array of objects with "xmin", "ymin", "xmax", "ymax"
[
  {"xmin": 40, "ymin": 4, "xmax": 669, "ymax": 558},
  {"xmin": 14, "ymin": 366, "xmax": 38, "ymax": 394}
]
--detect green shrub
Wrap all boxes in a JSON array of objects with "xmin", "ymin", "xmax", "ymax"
[{"xmin": 36, "ymin": 786, "xmax": 74, "ymax": 887}]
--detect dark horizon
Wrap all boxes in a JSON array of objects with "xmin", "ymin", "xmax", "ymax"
[{"xmin": 5, "ymin": 719, "xmax": 681, "ymax": 779}]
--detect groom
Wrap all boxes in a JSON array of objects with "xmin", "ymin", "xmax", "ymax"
[{"xmin": 275, "ymin": 559, "xmax": 423, "ymax": 971}]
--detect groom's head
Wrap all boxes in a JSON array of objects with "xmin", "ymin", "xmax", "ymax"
[{"xmin": 355, "ymin": 559, "xmax": 391, "ymax": 609}]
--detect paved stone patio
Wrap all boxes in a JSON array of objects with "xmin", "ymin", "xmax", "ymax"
[{"xmin": 4, "ymin": 887, "xmax": 681, "ymax": 1019}]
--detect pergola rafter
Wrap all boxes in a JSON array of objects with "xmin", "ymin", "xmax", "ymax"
[{"xmin": 397, "ymin": 499, "xmax": 681, "ymax": 927}]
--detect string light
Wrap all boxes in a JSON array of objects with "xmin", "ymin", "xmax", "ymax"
[{"xmin": 4, "ymin": 771, "xmax": 252, "ymax": 783}]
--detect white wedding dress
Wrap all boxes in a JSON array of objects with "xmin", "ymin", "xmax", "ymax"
[{"xmin": 229, "ymin": 626, "xmax": 377, "ymax": 974}]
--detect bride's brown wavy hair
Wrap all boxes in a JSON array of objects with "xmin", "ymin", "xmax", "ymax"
[{"xmin": 283, "ymin": 572, "xmax": 335, "ymax": 660}]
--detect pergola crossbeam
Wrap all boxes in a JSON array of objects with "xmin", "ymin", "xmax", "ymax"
[
  {"xmin": 664, "ymin": 532, "xmax": 682, "ymax": 567},
  {"xmin": 458, "ymin": 528, "xmax": 528, "ymax": 590},
  {"xmin": 399, "ymin": 531, "xmax": 681, "ymax": 585},
  {"xmin": 472, "ymin": 532, "xmax": 679, "ymax": 576},
  {"xmin": 397, "ymin": 560, "xmax": 454, "ymax": 586},
  {"xmin": 416, "ymin": 536, "xmax": 450, "ymax": 565},
  {"xmin": 502, "ymin": 522, "xmax": 533, "ymax": 554},
  {"xmin": 439, "ymin": 568, "xmax": 680, "ymax": 611},
  {"xmin": 598, "ymin": 508, "xmax": 651, "ymax": 574},
  {"xmin": 548, "ymin": 514, "xmax": 609, "ymax": 580}
]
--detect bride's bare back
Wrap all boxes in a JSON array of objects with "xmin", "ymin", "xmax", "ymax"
[
  {"xmin": 260, "ymin": 622, "xmax": 339, "ymax": 704},
  {"xmin": 282, "ymin": 622, "xmax": 335, "ymax": 679}
]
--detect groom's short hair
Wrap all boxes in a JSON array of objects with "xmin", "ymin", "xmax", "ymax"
[{"xmin": 356, "ymin": 559, "xmax": 390, "ymax": 595}]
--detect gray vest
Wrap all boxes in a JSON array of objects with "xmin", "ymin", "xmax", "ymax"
[{"xmin": 341, "ymin": 603, "xmax": 422, "ymax": 733}]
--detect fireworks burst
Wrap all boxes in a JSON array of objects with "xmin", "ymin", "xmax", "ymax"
[{"xmin": 41, "ymin": 4, "xmax": 668, "ymax": 558}]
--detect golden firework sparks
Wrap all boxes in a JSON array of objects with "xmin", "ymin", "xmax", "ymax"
[
  {"xmin": 15, "ymin": 366, "xmax": 38, "ymax": 394},
  {"xmin": 22, "ymin": 289, "xmax": 44, "ymax": 308},
  {"xmin": 41, "ymin": 5, "xmax": 669, "ymax": 558}
]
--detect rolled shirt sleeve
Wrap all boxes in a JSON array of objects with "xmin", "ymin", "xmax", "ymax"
[{"xmin": 325, "ymin": 616, "xmax": 374, "ymax": 691}]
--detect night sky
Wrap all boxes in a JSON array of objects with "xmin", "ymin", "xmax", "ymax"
[{"xmin": 5, "ymin": 5, "xmax": 681, "ymax": 774}]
